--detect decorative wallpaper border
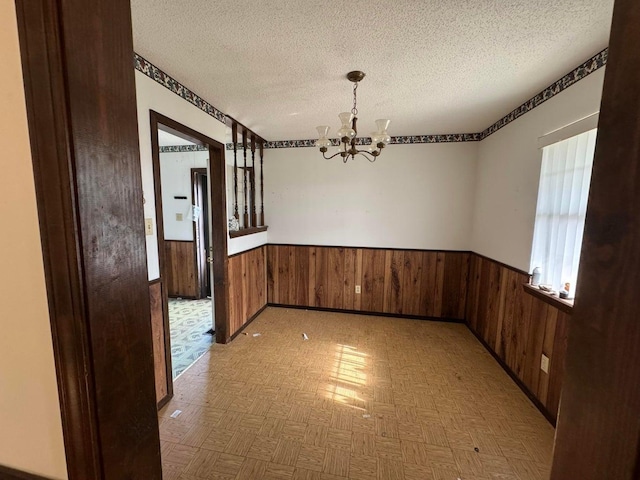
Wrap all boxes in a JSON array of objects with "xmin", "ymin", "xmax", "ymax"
[
  {"xmin": 479, "ymin": 48, "xmax": 608, "ymax": 139},
  {"xmin": 236, "ymin": 134, "xmax": 482, "ymax": 149},
  {"xmin": 159, "ymin": 145, "xmax": 209, "ymax": 153},
  {"xmin": 224, "ymin": 134, "xmax": 480, "ymax": 150},
  {"xmin": 135, "ymin": 48, "xmax": 607, "ymax": 147},
  {"xmin": 134, "ymin": 53, "xmax": 226, "ymax": 124}
]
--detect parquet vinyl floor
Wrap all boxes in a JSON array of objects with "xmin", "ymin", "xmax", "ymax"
[{"xmin": 159, "ymin": 307, "xmax": 554, "ymax": 480}]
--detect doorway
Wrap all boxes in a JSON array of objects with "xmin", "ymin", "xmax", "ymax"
[{"xmin": 150, "ymin": 111, "xmax": 228, "ymax": 405}]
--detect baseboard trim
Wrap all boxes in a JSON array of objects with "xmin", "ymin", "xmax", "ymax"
[
  {"xmin": 0, "ymin": 465, "xmax": 52, "ymax": 480},
  {"xmin": 228, "ymin": 303, "xmax": 269, "ymax": 342},
  {"xmin": 267, "ymin": 303, "xmax": 465, "ymax": 324},
  {"xmin": 466, "ymin": 325, "xmax": 556, "ymax": 427},
  {"xmin": 157, "ymin": 393, "xmax": 172, "ymax": 411}
]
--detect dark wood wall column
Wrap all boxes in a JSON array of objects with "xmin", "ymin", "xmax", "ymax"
[
  {"xmin": 232, "ymin": 122, "xmax": 239, "ymax": 221},
  {"xmin": 16, "ymin": 0, "xmax": 162, "ymax": 478},
  {"xmin": 251, "ymin": 134, "xmax": 257, "ymax": 227},
  {"xmin": 551, "ymin": 0, "xmax": 640, "ymax": 477},
  {"xmin": 242, "ymin": 128, "xmax": 249, "ymax": 228},
  {"xmin": 260, "ymin": 140, "xmax": 265, "ymax": 226}
]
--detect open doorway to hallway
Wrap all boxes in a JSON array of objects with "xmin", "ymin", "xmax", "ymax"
[
  {"xmin": 157, "ymin": 128, "xmax": 215, "ymax": 378},
  {"xmin": 150, "ymin": 111, "xmax": 229, "ymax": 408}
]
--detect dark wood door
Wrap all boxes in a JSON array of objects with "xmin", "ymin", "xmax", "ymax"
[{"xmin": 192, "ymin": 168, "xmax": 211, "ymax": 299}]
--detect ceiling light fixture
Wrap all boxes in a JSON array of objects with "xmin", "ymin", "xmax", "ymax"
[{"xmin": 315, "ymin": 71, "xmax": 390, "ymax": 163}]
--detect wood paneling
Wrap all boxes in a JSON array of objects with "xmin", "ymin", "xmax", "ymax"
[
  {"xmin": 361, "ymin": 249, "xmax": 385, "ymax": 313},
  {"xmin": 149, "ymin": 280, "xmax": 168, "ymax": 405},
  {"xmin": 465, "ymin": 253, "xmax": 570, "ymax": 422},
  {"xmin": 267, "ymin": 245, "xmax": 469, "ymax": 320},
  {"xmin": 228, "ymin": 246, "xmax": 267, "ymax": 338},
  {"xmin": 17, "ymin": 0, "xmax": 162, "ymax": 477},
  {"xmin": 165, "ymin": 240, "xmax": 197, "ymax": 298}
]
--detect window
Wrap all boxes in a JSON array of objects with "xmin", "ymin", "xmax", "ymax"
[{"xmin": 530, "ymin": 128, "xmax": 597, "ymax": 293}]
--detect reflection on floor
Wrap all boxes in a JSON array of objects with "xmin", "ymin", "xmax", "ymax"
[
  {"xmin": 168, "ymin": 298, "xmax": 214, "ymax": 378},
  {"xmin": 159, "ymin": 307, "xmax": 555, "ymax": 480}
]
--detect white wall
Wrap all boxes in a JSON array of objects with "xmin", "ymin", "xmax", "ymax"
[
  {"xmin": 265, "ymin": 143, "xmax": 478, "ymax": 250},
  {"xmin": 470, "ymin": 69, "xmax": 605, "ymax": 271},
  {"xmin": 0, "ymin": 3, "xmax": 68, "ymax": 478},
  {"xmin": 136, "ymin": 54, "xmax": 606, "ymax": 273},
  {"xmin": 135, "ymin": 72, "xmax": 264, "ymax": 279},
  {"xmin": 160, "ymin": 151, "xmax": 208, "ymax": 241}
]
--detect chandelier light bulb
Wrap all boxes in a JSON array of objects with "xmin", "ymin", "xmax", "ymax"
[
  {"xmin": 336, "ymin": 114, "xmax": 355, "ymax": 140},
  {"xmin": 316, "ymin": 137, "xmax": 332, "ymax": 148},
  {"xmin": 337, "ymin": 126, "xmax": 356, "ymax": 141}
]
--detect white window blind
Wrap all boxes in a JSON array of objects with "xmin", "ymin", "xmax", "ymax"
[{"xmin": 530, "ymin": 128, "xmax": 597, "ymax": 292}]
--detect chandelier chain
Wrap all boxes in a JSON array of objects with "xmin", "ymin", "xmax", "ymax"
[{"xmin": 351, "ymin": 81, "xmax": 358, "ymax": 116}]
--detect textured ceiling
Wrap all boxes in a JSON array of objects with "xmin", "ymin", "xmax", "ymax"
[{"xmin": 131, "ymin": 0, "xmax": 613, "ymax": 140}]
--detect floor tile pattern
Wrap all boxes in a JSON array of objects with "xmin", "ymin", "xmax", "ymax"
[
  {"xmin": 169, "ymin": 298, "xmax": 215, "ymax": 378},
  {"xmin": 159, "ymin": 307, "xmax": 555, "ymax": 479}
]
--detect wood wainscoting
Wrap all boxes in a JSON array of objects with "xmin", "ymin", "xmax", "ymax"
[
  {"xmin": 165, "ymin": 240, "xmax": 197, "ymax": 298},
  {"xmin": 267, "ymin": 244, "xmax": 469, "ymax": 320},
  {"xmin": 466, "ymin": 253, "xmax": 570, "ymax": 423},
  {"xmin": 149, "ymin": 279, "xmax": 170, "ymax": 407},
  {"xmin": 228, "ymin": 246, "xmax": 267, "ymax": 339}
]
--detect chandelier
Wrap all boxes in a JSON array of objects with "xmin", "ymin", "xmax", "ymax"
[{"xmin": 315, "ymin": 71, "xmax": 391, "ymax": 163}]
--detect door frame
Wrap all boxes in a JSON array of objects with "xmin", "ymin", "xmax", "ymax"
[
  {"xmin": 15, "ymin": 0, "xmax": 163, "ymax": 477},
  {"xmin": 150, "ymin": 111, "xmax": 229, "ymax": 406}
]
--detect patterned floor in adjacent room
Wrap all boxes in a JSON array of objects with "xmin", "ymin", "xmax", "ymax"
[
  {"xmin": 169, "ymin": 298, "xmax": 215, "ymax": 378},
  {"xmin": 159, "ymin": 307, "xmax": 555, "ymax": 480}
]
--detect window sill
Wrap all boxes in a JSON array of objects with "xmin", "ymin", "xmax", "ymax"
[
  {"xmin": 229, "ymin": 226, "xmax": 268, "ymax": 238},
  {"xmin": 522, "ymin": 283, "xmax": 573, "ymax": 314}
]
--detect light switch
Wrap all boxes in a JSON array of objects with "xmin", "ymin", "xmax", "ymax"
[
  {"xmin": 145, "ymin": 218, "xmax": 154, "ymax": 236},
  {"xmin": 176, "ymin": 213, "xmax": 183, "ymax": 221}
]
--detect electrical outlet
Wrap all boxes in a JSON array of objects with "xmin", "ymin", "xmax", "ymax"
[
  {"xmin": 145, "ymin": 218, "xmax": 154, "ymax": 236},
  {"xmin": 540, "ymin": 354, "xmax": 550, "ymax": 374},
  {"xmin": 355, "ymin": 285, "xmax": 361, "ymax": 294},
  {"xmin": 176, "ymin": 213, "xmax": 183, "ymax": 221}
]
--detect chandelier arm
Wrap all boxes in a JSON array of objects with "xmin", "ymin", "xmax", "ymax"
[
  {"xmin": 321, "ymin": 149, "xmax": 347, "ymax": 160},
  {"xmin": 353, "ymin": 149, "xmax": 378, "ymax": 162}
]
